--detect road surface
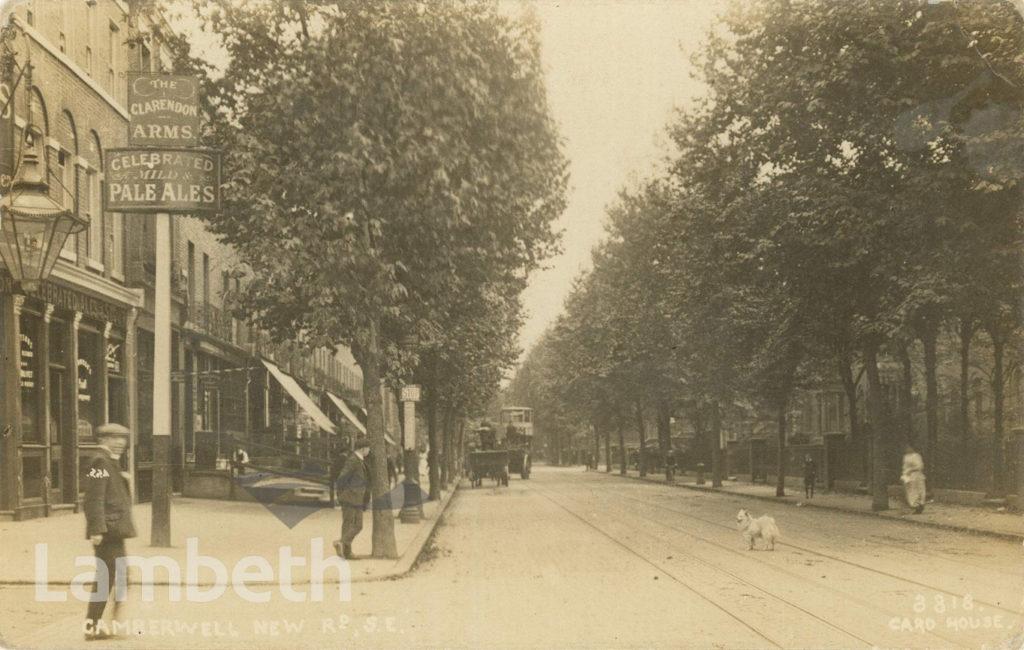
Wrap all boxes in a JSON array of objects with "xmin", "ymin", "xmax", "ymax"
[{"xmin": 2, "ymin": 466, "xmax": 1022, "ymax": 648}]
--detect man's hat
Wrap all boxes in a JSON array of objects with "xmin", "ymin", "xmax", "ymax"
[
  {"xmin": 354, "ymin": 436, "xmax": 371, "ymax": 450},
  {"xmin": 96, "ymin": 423, "xmax": 130, "ymax": 438}
]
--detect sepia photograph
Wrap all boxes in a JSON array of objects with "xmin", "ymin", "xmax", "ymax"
[{"xmin": 0, "ymin": 0, "xmax": 1022, "ymax": 648}]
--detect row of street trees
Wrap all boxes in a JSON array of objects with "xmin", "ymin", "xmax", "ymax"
[
  {"xmin": 507, "ymin": 0, "xmax": 1023, "ymax": 509},
  {"xmin": 164, "ymin": 1, "xmax": 567, "ymax": 557}
]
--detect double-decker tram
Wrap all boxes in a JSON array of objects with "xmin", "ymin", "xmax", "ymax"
[{"xmin": 499, "ymin": 406, "xmax": 532, "ymax": 479}]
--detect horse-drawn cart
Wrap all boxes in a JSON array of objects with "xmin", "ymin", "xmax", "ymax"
[{"xmin": 468, "ymin": 450, "xmax": 509, "ymax": 487}]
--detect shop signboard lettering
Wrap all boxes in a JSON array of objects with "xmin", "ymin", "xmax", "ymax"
[
  {"xmin": 104, "ymin": 148, "xmax": 221, "ymax": 213},
  {"xmin": 77, "ymin": 358, "xmax": 92, "ymax": 403},
  {"xmin": 128, "ymin": 74, "xmax": 200, "ymax": 147},
  {"xmin": 106, "ymin": 342, "xmax": 122, "ymax": 375},
  {"xmin": 77, "ymin": 418, "xmax": 93, "ymax": 441},
  {"xmin": 0, "ymin": 275, "xmax": 128, "ymax": 322},
  {"xmin": 19, "ymin": 332, "xmax": 34, "ymax": 388}
]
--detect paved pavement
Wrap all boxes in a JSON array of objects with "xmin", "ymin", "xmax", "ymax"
[
  {"xmin": 0, "ymin": 478, "xmax": 455, "ymax": 587},
  {"xmin": 604, "ymin": 466, "xmax": 1024, "ymax": 541}
]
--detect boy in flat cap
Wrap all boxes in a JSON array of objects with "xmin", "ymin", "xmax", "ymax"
[
  {"xmin": 334, "ymin": 436, "xmax": 371, "ymax": 559},
  {"xmin": 83, "ymin": 423, "xmax": 136, "ymax": 641}
]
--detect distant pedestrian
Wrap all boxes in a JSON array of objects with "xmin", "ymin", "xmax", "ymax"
[
  {"xmin": 234, "ymin": 447, "xmax": 250, "ymax": 475},
  {"xmin": 83, "ymin": 423, "xmax": 136, "ymax": 641},
  {"xmin": 334, "ymin": 437, "xmax": 371, "ymax": 559},
  {"xmin": 802, "ymin": 455, "xmax": 817, "ymax": 499},
  {"xmin": 387, "ymin": 454, "xmax": 398, "ymax": 488},
  {"xmin": 901, "ymin": 444, "xmax": 926, "ymax": 514}
]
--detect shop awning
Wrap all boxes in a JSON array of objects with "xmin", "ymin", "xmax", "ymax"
[
  {"xmin": 326, "ymin": 392, "xmax": 398, "ymax": 446},
  {"xmin": 327, "ymin": 392, "xmax": 366, "ymax": 435},
  {"xmin": 261, "ymin": 359, "xmax": 336, "ymax": 434}
]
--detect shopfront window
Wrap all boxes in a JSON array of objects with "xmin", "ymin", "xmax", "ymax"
[
  {"xmin": 47, "ymin": 319, "xmax": 68, "ymax": 449},
  {"xmin": 106, "ymin": 336, "xmax": 125, "ymax": 424},
  {"xmin": 19, "ymin": 313, "xmax": 41, "ymax": 443},
  {"xmin": 49, "ymin": 366, "xmax": 67, "ymax": 446},
  {"xmin": 49, "ymin": 319, "xmax": 68, "ymax": 365},
  {"xmin": 77, "ymin": 328, "xmax": 101, "ymax": 443}
]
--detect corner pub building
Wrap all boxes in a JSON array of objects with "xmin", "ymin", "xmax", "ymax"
[{"xmin": 0, "ymin": 0, "xmax": 152, "ymax": 521}]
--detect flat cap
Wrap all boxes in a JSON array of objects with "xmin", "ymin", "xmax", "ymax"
[
  {"xmin": 95, "ymin": 423, "xmax": 130, "ymax": 438},
  {"xmin": 353, "ymin": 436, "xmax": 371, "ymax": 449}
]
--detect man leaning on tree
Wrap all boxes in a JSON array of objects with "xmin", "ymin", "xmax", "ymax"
[{"xmin": 334, "ymin": 437, "xmax": 372, "ymax": 560}]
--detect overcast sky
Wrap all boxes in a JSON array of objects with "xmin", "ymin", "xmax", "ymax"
[{"xmin": 515, "ymin": 0, "xmax": 728, "ymax": 356}]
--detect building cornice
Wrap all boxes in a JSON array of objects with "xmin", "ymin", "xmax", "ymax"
[{"xmin": 50, "ymin": 261, "xmax": 144, "ymax": 309}]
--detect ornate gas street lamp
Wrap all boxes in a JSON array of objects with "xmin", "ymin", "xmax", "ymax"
[{"xmin": 0, "ymin": 128, "xmax": 86, "ymax": 292}]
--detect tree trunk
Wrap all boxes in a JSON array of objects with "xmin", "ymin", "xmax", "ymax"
[
  {"xmin": 921, "ymin": 322, "xmax": 939, "ymax": 464},
  {"xmin": 455, "ymin": 418, "xmax": 466, "ymax": 478},
  {"xmin": 593, "ymin": 424, "xmax": 600, "ymax": 470},
  {"xmin": 448, "ymin": 410, "xmax": 458, "ymax": 481},
  {"xmin": 551, "ymin": 425, "xmax": 562, "ymax": 465},
  {"xmin": 991, "ymin": 332, "xmax": 1006, "ymax": 495},
  {"xmin": 864, "ymin": 343, "xmax": 889, "ymax": 512},
  {"xmin": 776, "ymin": 405, "xmax": 786, "ymax": 497},
  {"xmin": 598, "ymin": 427, "xmax": 606, "ymax": 472},
  {"xmin": 711, "ymin": 400, "xmax": 723, "ymax": 488},
  {"xmin": 838, "ymin": 351, "xmax": 868, "ymax": 485},
  {"xmin": 618, "ymin": 425, "xmax": 626, "ymax": 475},
  {"xmin": 440, "ymin": 406, "xmax": 453, "ymax": 490},
  {"xmin": 959, "ymin": 318, "xmax": 973, "ymax": 442},
  {"xmin": 635, "ymin": 401, "xmax": 647, "ymax": 477},
  {"xmin": 838, "ymin": 351, "xmax": 860, "ymax": 440},
  {"xmin": 897, "ymin": 343, "xmax": 914, "ymax": 450},
  {"xmin": 656, "ymin": 399, "xmax": 673, "ymax": 482},
  {"xmin": 688, "ymin": 402, "xmax": 707, "ymax": 471},
  {"xmin": 426, "ymin": 382, "xmax": 440, "ymax": 501},
  {"xmin": 356, "ymin": 318, "xmax": 398, "ymax": 558}
]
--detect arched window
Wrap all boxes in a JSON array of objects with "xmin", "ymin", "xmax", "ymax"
[
  {"xmin": 86, "ymin": 130, "xmax": 104, "ymax": 268},
  {"xmin": 55, "ymin": 109, "xmax": 78, "ymax": 260}
]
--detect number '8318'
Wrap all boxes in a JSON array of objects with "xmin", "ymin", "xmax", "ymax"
[{"xmin": 914, "ymin": 594, "xmax": 973, "ymax": 614}]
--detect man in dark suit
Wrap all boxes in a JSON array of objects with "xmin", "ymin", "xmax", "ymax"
[
  {"xmin": 83, "ymin": 423, "xmax": 137, "ymax": 641},
  {"xmin": 334, "ymin": 436, "xmax": 371, "ymax": 559}
]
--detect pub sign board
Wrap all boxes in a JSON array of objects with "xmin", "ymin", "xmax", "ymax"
[
  {"xmin": 104, "ymin": 148, "xmax": 222, "ymax": 214},
  {"xmin": 128, "ymin": 74, "xmax": 200, "ymax": 147}
]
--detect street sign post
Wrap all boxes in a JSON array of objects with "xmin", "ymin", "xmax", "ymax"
[
  {"xmin": 120, "ymin": 74, "xmax": 218, "ymax": 548},
  {"xmin": 400, "ymin": 384, "xmax": 421, "ymax": 403},
  {"xmin": 400, "ymin": 384, "xmax": 422, "ymax": 523}
]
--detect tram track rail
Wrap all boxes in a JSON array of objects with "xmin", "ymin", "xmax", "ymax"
[
  {"xmin": 605, "ymin": 485, "xmax": 1023, "ymax": 619},
  {"xmin": 528, "ymin": 481, "xmax": 878, "ymax": 648},
  {"xmin": 527, "ymin": 475, "xmax": 1022, "ymax": 648},
  {"xmin": 606, "ymin": 472, "xmax": 1021, "ymax": 575}
]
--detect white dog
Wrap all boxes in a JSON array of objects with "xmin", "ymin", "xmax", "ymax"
[{"xmin": 736, "ymin": 508, "xmax": 780, "ymax": 551}]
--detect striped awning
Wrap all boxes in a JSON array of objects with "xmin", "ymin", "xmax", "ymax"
[
  {"xmin": 261, "ymin": 359, "xmax": 336, "ymax": 434},
  {"xmin": 327, "ymin": 392, "xmax": 366, "ymax": 435}
]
